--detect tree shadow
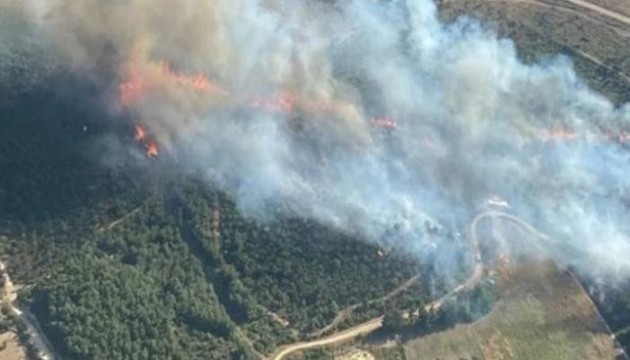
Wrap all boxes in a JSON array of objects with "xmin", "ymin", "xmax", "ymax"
[{"xmin": 0, "ymin": 72, "xmax": 145, "ymax": 228}]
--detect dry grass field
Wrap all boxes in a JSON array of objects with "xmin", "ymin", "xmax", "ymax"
[{"xmin": 402, "ymin": 261, "xmax": 619, "ymax": 360}]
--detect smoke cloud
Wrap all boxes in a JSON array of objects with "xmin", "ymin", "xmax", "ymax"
[{"xmin": 4, "ymin": 0, "xmax": 630, "ymax": 282}]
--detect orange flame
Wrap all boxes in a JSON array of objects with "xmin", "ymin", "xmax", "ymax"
[
  {"xmin": 119, "ymin": 73, "xmax": 145, "ymax": 107},
  {"xmin": 120, "ymin": 60, "xmax": 630, "ymax": 161},
  {"xmin": 132, "ymin": 123, "xmax": 159, "ymax": 158},
  {"xmin": 160, "ymin": 61, "xmax": 229, "ymax": 96},
  {"xmin": 146, "ymin": 140, "xmax": 159, "ymax": 158},
  {"xmin": 538, "ymin": 126, "xmax": 578, "ymax": 142},
  {"xmin": 134, "ymin": 124, "xmax": 146, "ymax": 141}
]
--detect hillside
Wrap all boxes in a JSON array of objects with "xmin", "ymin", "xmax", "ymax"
[
  {"xmin": 0, "ymin": 76, "xmax": 430, "ymax": 359},
  {"xmin": 1, "ymin": 0, "xmax": 630, "ymax": 359},
  {"xmin": 403, "ymin": 261, "xmax": 621, "ymax": 360}
]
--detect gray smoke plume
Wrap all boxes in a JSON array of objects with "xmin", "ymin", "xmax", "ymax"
[{"xmin": 4, "ymin": 0, "xmax": 630, "ymax": 282}]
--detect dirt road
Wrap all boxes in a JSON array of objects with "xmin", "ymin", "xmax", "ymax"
[
  {"xmin": 562, "ymin": 0, "xmax": 630, "ymax": 26},
  {"xmin": 444, "ymin": 0, "xmax": 630, "ymax": 26},
  {"xmin": 308, "ymin": 274, "xmax": 420, "ymax": 339},
  {"xmin": 0, "ymin": 261, "xmax": 55, "ymax": 360},
  {"xmin": 270, "ymin": 317, "xmax": 384, "ymax": 360},
  {"xmin": 270, "ymin": 210, "xmax": 517, "ymax": 360}
]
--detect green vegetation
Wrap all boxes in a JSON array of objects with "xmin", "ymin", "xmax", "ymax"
[
  {"xmin": 403, "ymin": 262, "xmax": 618, "ymax": 360},
  {"xmin": 591, "ymin": 280, "xmax": 630, "ymax": 351},
  {"xmin": 0, "ymin": 79, "xmax": 427, "ymax": 359},
  {"xmin": 438, "ymin": 0, "xmax": 630, "ymax": 106},
  {"xmin": 1, "ymin": 3, "xmax": 630, "ymax": 360}
]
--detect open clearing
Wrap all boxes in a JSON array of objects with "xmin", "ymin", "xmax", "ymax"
[
  {"xmin": 0, "ymin": 332, "xmax": 26, "ymax": 360},
  {"xmin": 403, "ymin": 261, "xmax": 619, "ymax": 360},
  {"xmin": 336, "ymin": 349, "xmax": 376, "ymax": 360}
]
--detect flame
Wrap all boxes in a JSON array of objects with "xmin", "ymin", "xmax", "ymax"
[
  {"xmin": 132, "ymin": 123, "xmax": 159, "ymax": 158},
  {"xmin": 134, "ymin": 124, "xmax": 146, "ymax": 141},
  {"xmin": 536, "ymin": 126, "xmax": 630, "ymax": 144},
  {"xmin": 538, "ymin": 126, "xmax": 578, "ymax": 142},
  {"xmin": 120, "ymin": 59, "xmax": 630, "ymax": 162},
  {"xmin": 119, "ymin": 73, "xmax": 145, "ymax": 107},
  {"xmin": 119, "ymin": 61, "xmax": 229, "ymax": 110},
  {"xmin": 160, "ymin": 61, "xmax": 229, "ymax": 96},
  {"xmin": 146, "ymin": 140, "xmax": 159, "ymax": 158}
]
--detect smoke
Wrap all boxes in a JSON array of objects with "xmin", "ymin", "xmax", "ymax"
[{"xmin": 4, "ymin": 0, "xmax": 630, "ymax": 282}]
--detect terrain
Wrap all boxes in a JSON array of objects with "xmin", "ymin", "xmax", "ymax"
[
  {"xmin": 1, "ymin": 0, "xmax": 630, "ymax": 359},
  {"xmin": 403, "ymin": 261, "xmax": 619, "ymax": 360},
  {"xmin": 293, "ymin": 260, "xmax": 623, "ymax": 360},
  {"xmin": 0, "ymin": 81, "xmax": 431, "ymax": 359}
]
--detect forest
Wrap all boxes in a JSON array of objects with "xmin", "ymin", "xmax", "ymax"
[
  {"xmin": 0, "ymin": 75, "xmax": 432, "ymax": 359},
  {"xmin": 2, "ymin": 9, "xmax": 630, "ymax": 358}
]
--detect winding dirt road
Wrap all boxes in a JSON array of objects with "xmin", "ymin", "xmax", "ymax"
[
  {"xmin": 562, "ymin": 0, "xmax": 630, "ymax": 26},
  {"xmin": 0, "ymin": 261, "xmax": 55, "ymax": 360},
  {"xmin": 443, "ymin": 0, "xmax": 630, "ymax": 26},
  {"xmin": 270, "ymin": 210, "xmax": 540, "ymax": 360},
  {"xmin": 271, "ymin": 317, "xmax": 384, "ymax": 360},
  {"xmin": 307, "ymin": 274, "xmax": 420, "ymax": 339}
]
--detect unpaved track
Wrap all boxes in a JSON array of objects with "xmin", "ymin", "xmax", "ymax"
[
  {"xmin": 0, "ymin": 261, "xmax": 55, "ymax": 360},
  {"xmin": 308, "ymin": 274, "xmax": 420, "ymax": 339},
  {"xmin": 270, "ymin": 210, "xmax": 526, "ymax": 360},
  {"xmin": 96, "ymin": 204, "xmax": 144, "ymax": 233},
  {"xmin": 270, "ymin": 317, "xmax": 384, "ymax": 360},
  {"xmin": 444, "ymin": 0, "xmax": 630, "ymax": 34},
  {"xmin": 445, "ymin": 0, "xmax": 630, "ymax": 26},
  {"xmin": 562, "ymin": 0, "xmax": 630, "ymax": 26}
]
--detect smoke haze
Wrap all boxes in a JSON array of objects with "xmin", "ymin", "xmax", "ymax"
[{"xmin": 2, "ymin": 0, "xmax": 630, "ymax": 282}]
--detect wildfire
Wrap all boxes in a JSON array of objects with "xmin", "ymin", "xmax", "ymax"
[
  {"xmin": 134, "ymin": 124, "xmax": 146, "ymax": 141},
  {"xmin": 132, "ymin": 124, "xmax": 159, "ymax": 158},
  {"xmin": 160, "ymin": 61, "xmax": 229, "ymax": 96},
  {"xmin": 536, "ymin": 126, "xmax": 630, "ymax": 144},
  {"xmin": 538, "ymin": 126, "xmax": 578, "ymax": 142},
  {"xmin": 120, "ymin": 59, "xmax": 630, "ymax": 162},
  {"xmin": 119, "ymin": 73, "xmax": 145, "ymax": 107},
  {"xmin": 146, "ymin": 140, "xmax": 159, "ymax": 158}
]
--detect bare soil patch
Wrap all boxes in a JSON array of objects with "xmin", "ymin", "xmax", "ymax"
[{"xmin": 0, "ymin": 332, "xmax": 26, "ymax": 360}]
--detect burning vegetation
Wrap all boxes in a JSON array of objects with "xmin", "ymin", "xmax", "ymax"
[
  {"xmin": 119, "ymin": 59, "xmax": 630, "ymax": 160},
  {"xmin": 132, "ymin": 124, "xmax": 158, "ymax": 158}
]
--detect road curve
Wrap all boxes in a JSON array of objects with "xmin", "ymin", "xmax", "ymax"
[
  {"xmin": 443, "ymin": 0, "xmax": 630, "ymax": 27},
  {"xmin": 561, "ymin": 0, "xmax": 630, "ymax": 26},
  {"xmin": 307, "ymin": 274, "xmax": 420, "ymax": 339},
  {"xmin": 270, "ymin": 210, "xmax": 523, "ymax": 360},
  {"xmin": 270, "ymin": 317, "xmax": 384, "ymax": 360},
  {"xmin": 0, "ymin": 261, "xmax": 55, "ymax": 360}
]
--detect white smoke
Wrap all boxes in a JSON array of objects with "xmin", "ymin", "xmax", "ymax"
[{"xmin": 4, "ymin": 0, "xmax": 630, "ymax": 282}]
